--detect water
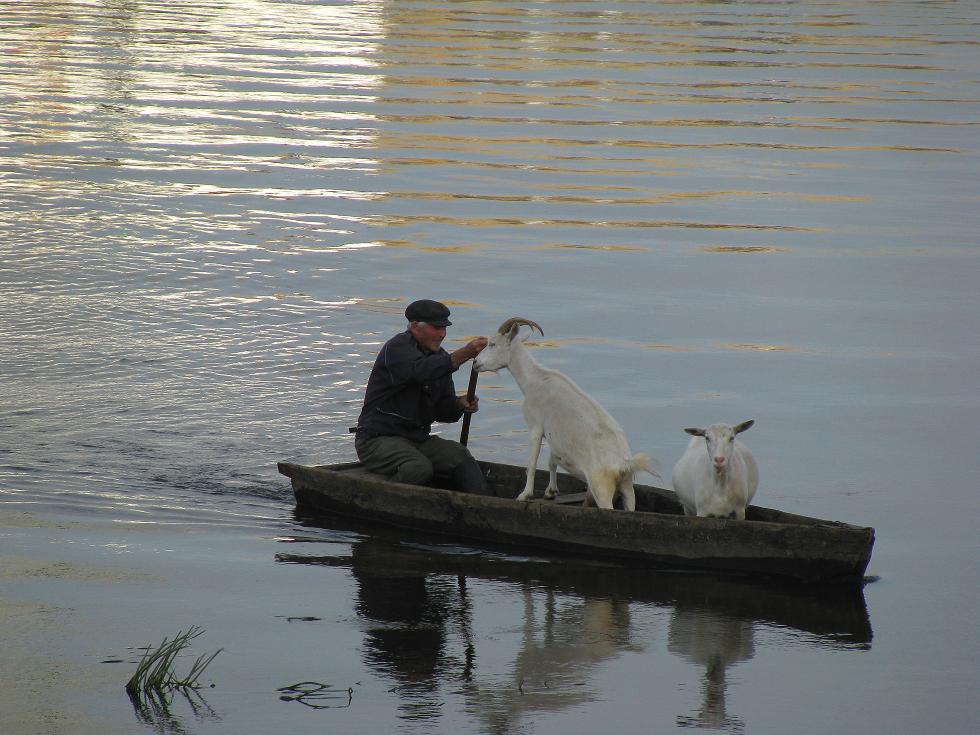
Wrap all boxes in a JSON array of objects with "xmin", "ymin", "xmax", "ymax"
[{"xmin": 1, "ymin": 0, "xmax": 978, "ymax": 733}]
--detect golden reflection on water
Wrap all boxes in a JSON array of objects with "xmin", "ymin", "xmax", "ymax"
[
  {"xmin": 374, "ymin": 214, "xmax": 822, "ymax": 231},
  {"xmin": 720, "ymin": 342, "xmax": 814, "ymax": 355},
  {"xmin": 482, "ymin": 335, "xmax": 833, "ymax": 357},
  {"xmin": 698, "ymin": 245, "xmax": 789, "ymax": 253},
  {"xmin": 539, "ymin": 243, "xmax": 647, "ymax": 252},
  {"xmin": 380, "ymin": 240, "xmax": 479, "ymax": 253},
  {"xmin": 517, "ymin": 337, "xmax": 693, "ymax": 353}
]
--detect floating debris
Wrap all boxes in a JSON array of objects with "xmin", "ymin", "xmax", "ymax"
[{"xmin": 278, "ymin": 681, "xmax": 354, "ymax": 709}]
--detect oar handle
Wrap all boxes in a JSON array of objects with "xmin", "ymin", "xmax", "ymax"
[{"xmin": 459, "ymin": 365, "xmax": 479, "ymax": 446}]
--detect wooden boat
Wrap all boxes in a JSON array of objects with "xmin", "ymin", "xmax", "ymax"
[{"xmin": 278, "ymin": 459, "xmax": 875, "ymax": 583}]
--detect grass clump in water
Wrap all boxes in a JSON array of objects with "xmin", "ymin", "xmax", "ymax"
[{"xmin": 125, "ymin": 626, "xmax": 222, "ymax": 696}]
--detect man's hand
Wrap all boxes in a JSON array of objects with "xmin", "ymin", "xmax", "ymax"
[
  {"xmin": 457, "ymin": 395, "xmax": 480, "ymax": 414},
  {"xmin": 451, "ymin": 336, "xmax": 488, "ymax": 368}
]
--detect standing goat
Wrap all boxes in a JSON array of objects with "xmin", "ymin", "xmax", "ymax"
[
  {"xmin": 474, "ymin": 317, "xmax": 652, "ymax": 510},
  {"xmin": 670, "ymin": 421, "xmax": 758, "ymax": 520}
]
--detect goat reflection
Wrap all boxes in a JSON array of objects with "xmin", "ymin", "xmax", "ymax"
[
  {"xmin": 466, "ymin": 588, "xmax": 640, "ymax": 735},
  {"xmin": 668, "ymin": 607, "xmax": 754, "ymax": 732}
]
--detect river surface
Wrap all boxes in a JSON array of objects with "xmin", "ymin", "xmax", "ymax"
[{"xmin": 1, "ymin": 1, "xmax": 978, "ymax": 733}]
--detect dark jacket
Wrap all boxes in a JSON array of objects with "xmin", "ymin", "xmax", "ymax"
[{"xmin": 356, "ymin": 330, "xmax": 463, "ymax": 442}]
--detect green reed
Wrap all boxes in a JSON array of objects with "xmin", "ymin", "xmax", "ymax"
[{"xmin": 125, "ymin": 626, "xmax": 222, "ymax": 695}]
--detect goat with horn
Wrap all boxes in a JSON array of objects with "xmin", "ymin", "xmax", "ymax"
[{"xmin": 475, "ymin": 317, "xmax": 654, "ymax": 509}]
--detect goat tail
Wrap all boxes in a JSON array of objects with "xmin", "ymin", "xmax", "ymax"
[{"xmin": 627, "ymin": 452, "xmax": 661, "ymax": 480}]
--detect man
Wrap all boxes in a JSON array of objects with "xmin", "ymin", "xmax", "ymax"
[{"xmin": 353, "ymin": 299, "xmax": 492, "ymax": 495}]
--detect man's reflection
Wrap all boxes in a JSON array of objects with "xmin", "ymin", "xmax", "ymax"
[{"xmin": 353, "ymin": 543, "xmax": 456, "ymax": 722}]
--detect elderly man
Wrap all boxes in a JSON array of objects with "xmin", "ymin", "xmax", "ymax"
[{"xmin": 353, "ymin": 299, "xmax": 492, "ymax": 495}]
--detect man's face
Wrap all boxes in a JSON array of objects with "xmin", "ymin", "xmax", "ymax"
[{"xmin": 410, "ymin": 322, "xmax": 447, "ymax": 353}]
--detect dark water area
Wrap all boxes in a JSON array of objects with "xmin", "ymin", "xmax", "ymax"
[{"xmin": 1, "ymin": 1, "xmax": 978, "ymax": 733}]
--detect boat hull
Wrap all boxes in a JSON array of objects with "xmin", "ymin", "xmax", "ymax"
[{"xmin": 278, "ymin": 460, "xmax": 874, "ymax": 583}]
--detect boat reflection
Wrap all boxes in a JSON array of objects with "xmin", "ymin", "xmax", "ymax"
[{"xmin": 279, "ymin": 513, "xmax": 871, "ymax": 733}]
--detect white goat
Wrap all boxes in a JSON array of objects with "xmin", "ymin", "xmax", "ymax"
[
  {"xmin": 474, "ymin": 317, "xmax": 652, "ymax": 510},
  {"xmin": 670, "ymin": 420, "xmax": 758, "ymax": 520}
]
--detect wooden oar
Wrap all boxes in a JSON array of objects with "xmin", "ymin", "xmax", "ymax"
[{"xmin": 459, "ymin": 364, "xmax": 479, "ymax": 446}]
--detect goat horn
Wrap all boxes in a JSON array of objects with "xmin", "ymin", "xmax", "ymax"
[{"xmin": 497, "ymin": 317, "xmax": 544, "ymax": 337}]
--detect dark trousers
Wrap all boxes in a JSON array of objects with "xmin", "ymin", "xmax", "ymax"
[{"xmin": 355, "ymin": 433, "xmax": 493, "ymax": 496}]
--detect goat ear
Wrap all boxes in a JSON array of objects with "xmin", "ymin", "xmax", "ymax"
[
  {"xmin": 684, "ymin": 428, "xmax": 705, "ymax": 437},
  {"xmin": 733, "ymin": 420, "xmax": 755, "ymax": 434}
]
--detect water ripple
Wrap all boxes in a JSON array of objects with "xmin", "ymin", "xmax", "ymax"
[{"xmin": 1, "ymin": 0, "xmax": 977, "ymax": 520}]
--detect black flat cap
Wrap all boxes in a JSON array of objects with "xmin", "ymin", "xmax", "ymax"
[{"xmin": 405, "ymin": 299, "xmax": 452, "ymax": 327}]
